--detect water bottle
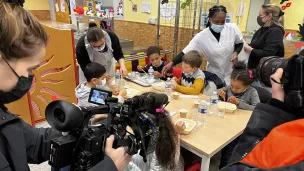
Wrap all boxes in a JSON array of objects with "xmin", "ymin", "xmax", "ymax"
[
  {"xmin": 209, "ymin": 91, "xmax": 219, "ymax": 115},
  {"xmin": 115, "ymin": 69, "xmax": 121, "ymax": 88},
  {"xmin": 165, "ymin": 78, "xmax": 172, "ymax": 97},
  {"xmin": 148, "ymin": 66, "xmax": 154, "ymax": 81}
]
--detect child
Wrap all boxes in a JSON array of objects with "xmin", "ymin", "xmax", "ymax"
[
  {"xmin": 137, "ymin": 46, "xmax": 172, "ymax": 80},
  {"xmin": 75, "ymin": 62, "xmax": 126, "ymax": 108},
  {"xmin": 125, "ymin": 109, "xmax": 185, "ymax": 171},
  {"xmin": 218, "ymin": 61, "xmax": 260, "ymax": 111},
  {"xmin": 171, "ymin": 50, "xmax": 205, "ymax": 95}
]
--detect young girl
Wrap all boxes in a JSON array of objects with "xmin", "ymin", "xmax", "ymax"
[
  {"xmin": 218, "ymin": 61, "xmax": 260, "ymax": 111},
  {"xmin": 124, "ymin": 109, "xmax": 184, "ymax": 171}
]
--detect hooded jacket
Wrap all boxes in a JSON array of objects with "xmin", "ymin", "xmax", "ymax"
[{"xmin": 248, "ymin": 25, "xmax": 285, "ymax": 69}]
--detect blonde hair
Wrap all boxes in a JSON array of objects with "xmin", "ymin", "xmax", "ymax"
[
  {"xmin": 262, "ymin": 4, "xmax": 284, "ymax": 27},
  {"xmin": 0, "ymin": 0, "xmax": 48, "ymax": 60}
]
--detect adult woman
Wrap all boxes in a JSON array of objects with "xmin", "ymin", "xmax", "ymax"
[
  {"xmin": 0, "ymin": 0, "xmax": 130, "ymax": 170},
  {"xmin": 163, "ymin": 5, "xmax": 244, "ymax": 85},
  {"xmin": 244, "ymin": 4, "xmax": 285, "ymax": 70},
  {"xmin": 76, "ymin": 24, "xmax": 127, "ymax": 83}
]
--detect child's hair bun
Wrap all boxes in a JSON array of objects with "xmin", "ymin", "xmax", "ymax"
[{"xmin": 233, "ymin": 61, "xmax": 247, "ymax": 70}]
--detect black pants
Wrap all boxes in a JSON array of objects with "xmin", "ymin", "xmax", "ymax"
[{"xmin": 219, "ymin": 136, "xmax": 240, "ymax": 169}]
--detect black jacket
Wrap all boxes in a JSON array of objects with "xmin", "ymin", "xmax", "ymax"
[
  {"xmin": 76, "ymin": 30, "xmax": 124, "ymax": 71},
  {"xmin": 248, "ymin": 25, "xmax": 285, "ymax": 69},
  {"xmin": 0, "ymin": 106, "xmax": 117, "ymax": 171},
  {"xmin": 221, "ymin": 98, "xmax": 304, "ymax": 171}
]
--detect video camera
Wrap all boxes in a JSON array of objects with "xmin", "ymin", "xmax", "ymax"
[
  {"xmin": 45, "ymin": 90, "xmax": 168, "ymax": 171},
  {"xmin": 256, "ymin": 51, "xmax": 304, "ymax": 109}
]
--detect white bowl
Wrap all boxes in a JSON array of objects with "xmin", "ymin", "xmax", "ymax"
[{"xmin": 218, "ymin": 102, "xmax": 237, "ymax": 113}]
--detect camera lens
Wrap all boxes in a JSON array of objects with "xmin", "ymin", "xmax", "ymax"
[
  {"xmin": 54, "ymin": 108, "xmax": 66, "ymax": 123},
  {"xmin": 256, "ymin": 57, "xmax": 289, "ymax": 87}
]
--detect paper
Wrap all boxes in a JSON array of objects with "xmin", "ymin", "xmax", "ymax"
[
  {"xmin": 60, "ymin": 0, "xmax": 65, "ymax": 12},
  {"xmin": 179, "ymin": 95, "xmax": 199, "ymax": 99},
  {"xmin": 55, "ymin": 3, "xmax": 59, "ymax": 12},
  {"xmin": 70, "ymin": 0, "xmax": 76, "ymax": 13},
  {"xmin": 160, "ymin": 3, "xmax": 176, "ymax": 21},
  {"xmin": 142, "ymin": 2, "xmax": 151, "ymax": 14}
]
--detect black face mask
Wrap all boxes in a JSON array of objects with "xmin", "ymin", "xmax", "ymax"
[
  {"xmin": 0, "ymin": 75, "xmax": 34, "ymax": 104},
  {"xmin": 257, "ymin": 16, "xmax": 266, "ymax": 27},
  {"xmin": 0, "ymin": 58, "xmax": 34, "ymax": 104}
]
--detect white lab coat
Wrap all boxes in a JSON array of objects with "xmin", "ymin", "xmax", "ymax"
[{"xmin": 183, "ymin": 23, "xmax": 243, "ymax": 85}]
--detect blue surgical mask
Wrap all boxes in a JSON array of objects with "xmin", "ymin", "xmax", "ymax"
[
  {"xmin": 96, "ymin": 78, "xmax": 106, "ymax": 89},
  {"xmin": 211, "ymin": 23, "xmax": 224, "ymax": 33},
  {"xmin": 93, "ymin": 44, "xmax": 105, "ymax": 52}
]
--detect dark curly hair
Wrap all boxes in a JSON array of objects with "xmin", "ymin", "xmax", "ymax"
[
  {"xmin": 206, "ymin": 5, "xmax": 227, "ymax": 28},
  {"xmin": 231, "ymin": 61, "xmax": 256, "ymax": 86}
]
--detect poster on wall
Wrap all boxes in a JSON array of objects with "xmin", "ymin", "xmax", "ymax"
[
  {"xmin": 142, "ymin": 1, "xmax": 151, "ymax": 14},
  {"xmin": 60, "ymin": 0, "xmax": 66, "ymax": 12},
  {"xmin": 160, "ymin": 3, "xmax": 177, "ymax": 21},
  {"xmin": 200, "ymin": 12, "xmax": 232, "ymax": 29},
  {"xmin": 113, "ymin": 0, "xmax": 124, "ymax": 20}
]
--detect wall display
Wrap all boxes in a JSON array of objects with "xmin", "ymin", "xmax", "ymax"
[{"xmin": 160, "ymin": 3, "xmax": 176, "ymax": 21}]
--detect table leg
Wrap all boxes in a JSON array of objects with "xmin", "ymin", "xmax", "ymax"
[{"xmin": 201, "ymin": 155, "xmax": 211, "ymax": 171}]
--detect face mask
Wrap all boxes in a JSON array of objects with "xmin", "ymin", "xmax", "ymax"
[
  {"xmin": 211, "ymin": 23, "xmax": 224, "ymax": 33},
  {"xmin": 93, "ymin": 44, "xmax": 105, "ymax": 52},
  {"xmin": 0, "ymin": 57, "xmax": 34, "ymax": 104},
  {"xmin": 257, "ymin": 16, "xmax": 266, "ymax": 27},
  {"xmin": 96, "ymin": 78, "xmax": 106, "ymax": 89},
  {"xmin": 0, "ymin": 75, "xmax": 34, "ymax": 104}
]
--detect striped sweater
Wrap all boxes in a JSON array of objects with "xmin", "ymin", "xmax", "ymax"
[{"xmin": 176, "ymin": 69, "xmax": 205, "ymax": 95}]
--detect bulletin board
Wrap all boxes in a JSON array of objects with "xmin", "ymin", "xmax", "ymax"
[{"xmin": 55, "ymin": 0, "xmax": 71, "ymax": 23}]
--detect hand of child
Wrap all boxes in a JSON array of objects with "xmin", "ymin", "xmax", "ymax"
[
  {"xmin": 91, "ymin": 114, "xmax": 108, "ymax": 125},
  {"xmin": 174, "ymin": 121, "xmax": 185, "ymax": 134},
  {"xmin": 104, "ymin": 73, "xmax": 111, "ymax": 81},
  {"xmin": 119, "ymin": 89, "xmax": 127, "ymax": 97},
  {"xmin": 112, "ymin": 89, "xmax": 120, "ymax": 96},
  {"xmin": 172, "ymin": 77, "xmax": 178, "ymax": 81},
  {"xmin": 171, "ymin": 80, "xmax": 178, "ymax": 89},
  {"xmin": 137, "ymin": 65, "xmax": 143, "ymax": 71},
  {"xmin": 218, "ymin": 89, "xmax": 227, "ymax": 101},
  {"xmin": 228, "ymin": 96, "xmax": 240, "ymax": 105},
  {"xmin": 154, "ymin": 71, "xmax": 162, "ymax": 78}
]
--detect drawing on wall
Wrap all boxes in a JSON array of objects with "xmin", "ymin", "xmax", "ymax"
[
  {"xmin": 160, "ymin": 3, "xmax": 176, "ymax": 21},
  {"xmin": 132, "ymin": 4, "xmax": 137, "ymax": 12},
  {"xmin": 117, "ymin": 0, "xmax": 123, "ymax": 16}
]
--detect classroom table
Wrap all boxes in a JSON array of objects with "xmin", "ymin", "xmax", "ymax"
[{"xmin": 123, "ymin": 80, "xmax": 252, "ymax": 171}]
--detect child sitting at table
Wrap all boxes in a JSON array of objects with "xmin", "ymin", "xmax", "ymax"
[
  {"xmin": 75, "ymin": 62, "xmax": 126, "ymax": 108},
  {"xmin": 218, "ymin": 61, "xmax": 260, "ymax": 111},
  {"xmin": 137, "ymin": 46, "xmax": 172, "ymax": 80},
  {"xmin": 125, "ymin": 107, "xmax": 185, "ymax": 171},
  {"xmin": 171, "ymin": 50, "xmax": 205, "ymax": 95}
]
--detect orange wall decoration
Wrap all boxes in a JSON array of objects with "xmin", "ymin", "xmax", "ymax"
[{"xmin": 6, "ymin": 24, "xmax": 78, "ymax": 125}]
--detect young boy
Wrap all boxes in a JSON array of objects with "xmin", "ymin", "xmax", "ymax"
[
  {"xmin": 137, "ymin": 46, "xmax": 172, "ymax": 80},
  {"xmin": 75, "ymin": 62, "xmax": 125, "ymax": 108},
  {"xmin": 171, "ymin": 50, "xmax": 205, "ymax": 95}
]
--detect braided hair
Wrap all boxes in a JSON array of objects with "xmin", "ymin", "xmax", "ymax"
[{"xmin": 206, "ymin": 5, "xmax": 227, "ymax": 28}]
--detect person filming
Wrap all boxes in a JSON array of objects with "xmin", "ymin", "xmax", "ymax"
[{"xmin": 0, "ymin": 0, "xmax": 131, "ymax": 170}]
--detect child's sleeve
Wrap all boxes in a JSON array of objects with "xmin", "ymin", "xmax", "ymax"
[
  {"xmin": 176, "ymin": 78, "xmax": 181, "ymax": 85},
  {"xmin": 238, "ymin": 89, "xmax": 260, "ymax": 111},
  {"xmin": 175, "ymin": 78, "xmax": 204, "ymax": 95}
]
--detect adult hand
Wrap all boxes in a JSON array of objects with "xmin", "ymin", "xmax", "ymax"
[
  {"xmin": 105, "ymin": 135, "xmax": 132, "ymax": 171},
  {"xmin": 218, "ymin": 89, "xmax": 227, "ymax": 101},
  {"xmin": 244, "ymin": 43, "xmax": 253, "ymax": 53},
  {"xmin": 228, "ymin": 96, "xmax": 240, "ymax": 105},
  {"xmin": 91, "ymin": 114, "xmax": 107, "ymax": 125},
  {"xmin": 137, "ymin": 65, "xmax": 143, "ymax": 71},
  {"xmin": 120, "ymin": 66, "xmax": 128, "ymax": 77},
  {"xmin": 154, "ymin": 71, "xmax": 162, "ymax": 78},
  {"xmin": 162, "ymin": 61, "xmax": 174, "ymax": 76},
  {"xmin": 271, "ymin": 68, "xmax": 285, "ymax": 102},
  {"xmin": 231, "ymin": 52, "xmax": 238, "ymax": 62}
]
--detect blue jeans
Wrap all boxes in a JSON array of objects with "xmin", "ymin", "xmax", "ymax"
[
  {"xmin": 51, "ymin": 166, "xmax": 70, "ymax": 171},
  {"xmin": 252, "ymin": 81, "xmax": 272, "ymax": 93}
]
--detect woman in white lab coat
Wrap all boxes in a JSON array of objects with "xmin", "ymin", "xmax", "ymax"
[{"xmin": 163, "ymin": 5, "xmax": 244, "ymax": 85}]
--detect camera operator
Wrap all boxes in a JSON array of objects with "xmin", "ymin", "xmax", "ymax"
[
  {"xmin": 0, "ymin": 0, "xmax": 131, "ymax": 170},
  {"xmin": 221, "ymin": 67, "xmax": 304, "ymax": 170}
]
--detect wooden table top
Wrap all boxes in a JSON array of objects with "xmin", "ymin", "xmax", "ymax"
[{"xmin": 124, "ymin": 80, "xmax": 252, "ymax": 157}]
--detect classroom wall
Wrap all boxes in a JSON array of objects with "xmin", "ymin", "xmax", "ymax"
[
  {"xmin": 270, "ymin": 0, "xmax": 304, "ymax": 30},
  {"xmin": 24, "ymin": 0, "xmax": 51, "ymax": 21}
]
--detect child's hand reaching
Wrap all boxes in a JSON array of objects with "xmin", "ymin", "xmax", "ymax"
[
  {"xmin": 154, "ymin": 71, "xmax": 163, "ymax": 78},
  {"xmin": 119, "ymin": 89, "xmax": 127, "ymax": 97},
  {"xmin": 171, "ymin": 80, "xmax": 178, "ymax": 89},
  {"xmin": 172, "ymin": 77, "xmax": 178, "ymax": 81},
  {"xmin": 112, "ymin": 89, "xmax": 120, "ymax": 96},
  {"xmin": 218, "ymin": 89, "xmax": 227, "ymax": 101},
  {"xmin": 228, "ymin": 96, "xmax": 240, "ymax": 105},
  {"xmin": 137, "ymin": 65, "xmax": 143, "ymax": 71},
  {"xmin": 174, "ymin": 121, "xmax": 185, "ymax": 134}
]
